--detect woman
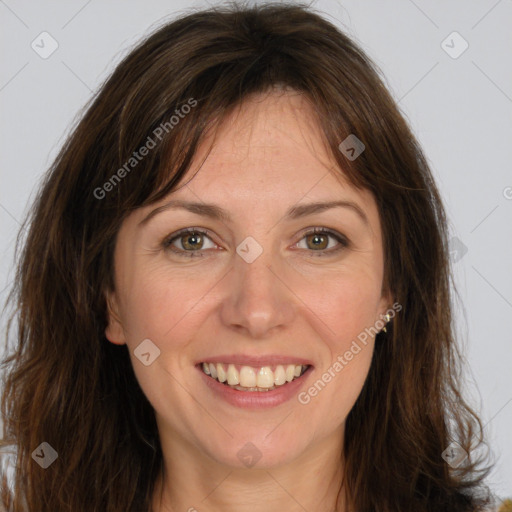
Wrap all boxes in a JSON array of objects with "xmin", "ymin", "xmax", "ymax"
[{"xmin": 0, "ymin": 2, "xmax": 494, "ymax": 511}]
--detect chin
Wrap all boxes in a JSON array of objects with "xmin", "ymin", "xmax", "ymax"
[{"xmin": 201, "ymin": 429, "xmax": 309, "ymax": 470}]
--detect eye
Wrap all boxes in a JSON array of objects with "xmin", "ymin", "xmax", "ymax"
[
  {"xmin": 163, "ymin": 228, "xmax": 217, "ymax": 258},
  {"xmin": 295, "ymin": 227, "xmax": 349, "ymax": 256},
  {"xmin": 162, "ymin": 226, "xmax": 349, "ymax": 259}
]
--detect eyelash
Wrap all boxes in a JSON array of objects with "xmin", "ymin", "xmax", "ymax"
[{"xmin": 162, "ymin": 227, "xmax": 349, "ymax": 259}]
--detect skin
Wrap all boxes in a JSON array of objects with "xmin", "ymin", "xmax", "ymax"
[{"xmin": 105, "ymin": 88, "xmax": 391, "ymax": 512}]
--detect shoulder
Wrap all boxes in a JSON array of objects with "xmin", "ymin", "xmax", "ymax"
[
  {"xmin": 0, "ymin": 444, "xmax": 19, "ymax": 511},
  {"xmin": 0, "ymin": 443, "xmax": 16, "ymax": 484}
]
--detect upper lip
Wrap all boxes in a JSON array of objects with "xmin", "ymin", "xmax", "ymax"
[{"xmin": 196, "ymin": 354, "xmax": 313, "ymax": 367}]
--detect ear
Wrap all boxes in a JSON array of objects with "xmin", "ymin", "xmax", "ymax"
[
  {"xmin": 376, "ymin": 289, "xmax": 394, "ymax": 326},
  {"xmin": 105, "ymin": 289, "xmax": 126, "ymax": 345}
]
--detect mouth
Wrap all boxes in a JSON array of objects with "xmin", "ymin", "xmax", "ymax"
[{"xmin": 199, "ymin": 362, "xmax": 311, "ymax": 392}]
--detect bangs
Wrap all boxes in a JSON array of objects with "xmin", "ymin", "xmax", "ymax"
[{"xmin": 131, "ymin": 84, "xmax": 369, "ymax": 215}]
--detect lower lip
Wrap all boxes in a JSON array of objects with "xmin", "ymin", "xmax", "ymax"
[{"xmin": 197, "ymin": 365, "xmax": 313, "ymax": 409}]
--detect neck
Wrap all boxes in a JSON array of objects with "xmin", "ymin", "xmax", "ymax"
[{"xmin": 151, "ymin": 429, "xmax": 347, "ymax": 512}]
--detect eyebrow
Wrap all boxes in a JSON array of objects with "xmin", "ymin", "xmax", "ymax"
[{"xmin": 138, "ymin": 199, "xmax": 369, "ymax": 227}]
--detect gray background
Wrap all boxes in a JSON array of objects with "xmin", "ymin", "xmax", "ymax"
[{"xmin": 1, "ymin": 0, "xmax": 511, "ymax": 501}]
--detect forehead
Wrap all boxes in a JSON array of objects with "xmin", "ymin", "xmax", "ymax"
[
  {"xmin": 127, "ymin": 89, "xmax": 381, "ymax": 238},
  {"xmin": 202, "ymin": 90, "xmax": 328, "ymax": 162},
  {"xmin": 177, "ymin": 90, "xmax": 363, "ymax": 203}
]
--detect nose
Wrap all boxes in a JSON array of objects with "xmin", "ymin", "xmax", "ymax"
[{"xmin": 219, "ymin": 245, "xmax": 295, "ymax": 339}]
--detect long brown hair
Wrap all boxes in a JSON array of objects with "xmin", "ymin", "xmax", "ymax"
[{"xmin": 1, "ymin": 2, "xmax": 493, "ymax": 510}]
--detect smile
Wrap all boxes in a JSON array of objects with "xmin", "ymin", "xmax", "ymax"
[{"xmin": 201, "ymin": 362, "xmax": 310, "ymax": 391}]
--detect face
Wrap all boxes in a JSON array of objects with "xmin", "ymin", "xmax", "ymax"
[{"xmin": 105, "ymin": 89, "xmax": 391, "ymax": 471}]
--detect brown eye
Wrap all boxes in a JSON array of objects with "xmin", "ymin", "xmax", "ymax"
[
  {"xmin": 163, "ymin": 228, "xmax": 217, "ymax": 258},
  {"xmin": 296, "ymin": 228, "xmax": 349, "ymax": 256},
  {"xmin": 180, "ymin": 232, "xmax": 204, "ymax": 250},
  {"xmin": 305, "ymin": 232, "xmax": 329, "ymax": 250}
]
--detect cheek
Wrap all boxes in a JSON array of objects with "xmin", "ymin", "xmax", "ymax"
[
  {"xmin": 300, "ymin": 281, "xmax": 377, "ymax": 425},
  {"xmin": 316, "ymin": 349, "xmax": 374, "ymax": 429},
  {"xmin": 118, "ymin": 263, "xmax": 209, "ymax": 346},
  {"xmin": 309, "ymin": 267, "xmax": 383, "ymax": 344},
  {"xmin": 301, "ymin": 265, "xmax": 381, "ymax": 406},
  {"xmin": 116, "ymin": 266, "xmax": 205, "ymax": 415}
]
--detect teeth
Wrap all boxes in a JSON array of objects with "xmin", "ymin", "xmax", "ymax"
[
  {"xmin": 239, "ymin": 366, "xmax": 256, "ymax": 387},
  {"xmin": 285, "ymin": 364, "xmax": 295, "ymax": 382},
  {"xmin": 256, "ymin": 367, "xmax": 274, "ymax": 388},
  {"xmin": 274, "ymin": 365, "xmax": 286, "ymax": 385},
  {"xmin": 227, "ymin": 364, "xmax": 239, "ymax": 386},
  {"xmin": 231, "ymin": 385, "xmax": 276, "ymax": 392},
  {"xmin": 216, "ymin": 363, "xmax": 227, "ymax": 383},
  {"xmin": 201, "ymin": 362, "xmax": 308, "ymax": 390}
]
